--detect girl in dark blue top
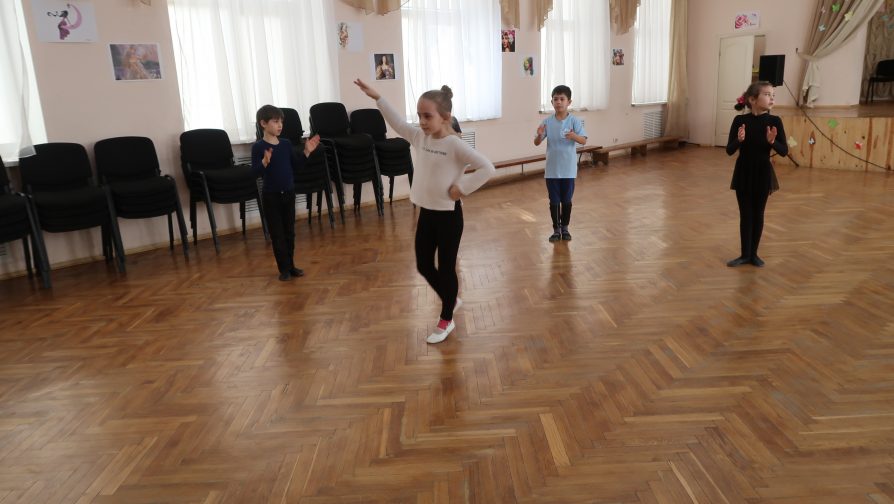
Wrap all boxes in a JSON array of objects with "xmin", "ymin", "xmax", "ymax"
[{"xmin": 725, "ymin": 81, "xmax": 787, "ymax": 268}]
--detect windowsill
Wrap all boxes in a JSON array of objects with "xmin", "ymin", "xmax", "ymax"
[{"xmin": 631, "ymin": 102, "xmax": 668, "ymax": 107}]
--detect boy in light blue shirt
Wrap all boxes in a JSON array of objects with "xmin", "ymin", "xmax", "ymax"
[{"xmin": 534, "ymin": 85, "xmax": 587, "ymax": 242}]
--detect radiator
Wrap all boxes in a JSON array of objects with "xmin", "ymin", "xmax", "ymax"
[{"xmin": 642, "ymin": 109, "xmax": 666, "ymax": 139}]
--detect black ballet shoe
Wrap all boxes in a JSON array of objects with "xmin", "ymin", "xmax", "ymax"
[
  {"xmin": 750, "ymin": 256, "xmax": 765, "ymax": 267},
  {"xmin": 278, "ymin": 272, "xmax": 291, "ymax": 281},
  {"xmin": 548, "ymin": 231, "xmax": 561, "ymax": 243},
  {"xmin": 289, "ymin": 267, "xmax": 305, "ymax": 277},
  {"xmin": 726, "ymin": 256, "xmax": 750, "ymax": 267}
]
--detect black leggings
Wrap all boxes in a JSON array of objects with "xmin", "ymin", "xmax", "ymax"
[
  {"xmin": 263, "ymin": 190, "xmax": 296, "ymax": 273},
  {"xmin": 416, "ymin": 202, "xmax": 463, "ymax": 321},
  {"xmin": 735, "ymin": 189, "xmax": 769, "ymax": 259}
]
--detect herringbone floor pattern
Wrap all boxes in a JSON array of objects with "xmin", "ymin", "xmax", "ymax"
[{"xmin": 1, "ymin": 146, "xmax": 893, "ymax": 503}]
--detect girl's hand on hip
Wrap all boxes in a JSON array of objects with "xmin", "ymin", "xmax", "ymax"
[
  {"xmin": 448, "ymin": 184, "xmax": 463, "ymax": 201},
  {"xmin": 766, "ymin": 126, "xmax": 777, "ymax": 144}
]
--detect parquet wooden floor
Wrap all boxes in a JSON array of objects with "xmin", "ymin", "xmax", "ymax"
[{"xmin": 1, "ymin": 146, "xmax": 893, "ymax": 503}]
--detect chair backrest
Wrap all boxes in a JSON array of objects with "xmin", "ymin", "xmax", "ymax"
[
  {"xmin": 876, "ymin": 59, "xmax": 894, "ymax": 77},
  {"xmin": 349, "ymin": 109, "xmax": 387, "ymax": 142},
  {"xmin": 0, "ymin": 156, "xmax": 10, "ymax": 193},
  {"xmin": 309, "ymin": 102, "xmax": 351, "ymax": 137},
  {"xmin": 180, "ymin": 129, "xmax": 234, "ymax": 173},
  {"xmin": 19, "ymin": 142, "xmax": 93, "ymax": 192},
  {"xmin": 94, "ymin": 136, "xmax": 161, "ymax": 183},
  {"xmin": 281, "ymin": 108, "xmax": 304, "ymax": 144}
]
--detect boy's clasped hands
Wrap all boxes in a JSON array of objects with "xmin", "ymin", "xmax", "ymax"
[{"xmin": 261, "ymin": 134, "xmax": 321, "ymax": 168}]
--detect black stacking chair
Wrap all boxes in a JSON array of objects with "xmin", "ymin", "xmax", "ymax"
[
  {"xmin": 19, "ymin": 142, "xmax": 126, "ymax": 274},
  {"xmin": 0, "ymin": 156, "xmax": 50, "ymax": 288},
  {"xmin": 867, "ymin": 59, "xmax": 894, "ymax": 103},
  {"xmin": 179, "ymin": 129, "xmax": 268, "ymax": 253},
  {"xmin": 94, "ymin": 136, "xmax": 189, "ymax": 258},
  {"xmin": 297, "ymin": 149, "xmax": 336, "ymax": 228},
  {"xmin": 309, "ymin": 102, "xmax": 384, "ymax": 217},
  {"xmin": 280, "ymin": 107, "xmax": 304, "ymax": 144},
  {"xmin": 349, "ymin": 108, "xmax": 413, "ymax": 204}
]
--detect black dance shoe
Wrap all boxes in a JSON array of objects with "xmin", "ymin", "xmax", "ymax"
[{"xmin": 726, "ymin": 256, "xmax": 750, "ymax": 267}]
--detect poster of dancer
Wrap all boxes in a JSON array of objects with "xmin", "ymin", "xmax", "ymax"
[
  {"xmin": 32, "ymin": 0, "xmax": 98, "ymax": 43},
  {"xmin": 109, "ymin": 43, "xmax": 162, "ymax": 81}
]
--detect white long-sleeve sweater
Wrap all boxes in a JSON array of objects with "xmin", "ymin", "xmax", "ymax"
[{"xmin": 376, "ymin": 98, "xmax": 496, "ymax": 211}]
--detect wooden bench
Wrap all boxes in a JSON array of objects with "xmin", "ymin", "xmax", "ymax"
[
  {"xmin": 593, "ymin": 136, "xmax": 682, "ymax": 166},
  {"xmin": 493, "ymin": 145, "xmax": 603, "ymax": 174}
]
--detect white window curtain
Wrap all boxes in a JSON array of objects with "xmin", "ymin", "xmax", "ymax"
[
  {"xmin": 632, "ymin": 0, "xmax": 670, "ymax": 104},
  {"xmin": 0, "ymin": 0, "xmax": 46, "ymax": 162},
  {"xmin": 539, "ymin": 0, "xmax": 611, "ymax": 111},
  {"xmin": 401, "ymin": 0, "xmax": 501, "ymax": 121},
  {"xmin": 167, "ymin": 0, "xmax": 338, "ymax": 142}
]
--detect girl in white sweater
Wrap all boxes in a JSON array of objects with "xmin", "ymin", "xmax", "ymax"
[{"xmin": 354, "ymin": 78, "xmax": 496, "ymax": 343}]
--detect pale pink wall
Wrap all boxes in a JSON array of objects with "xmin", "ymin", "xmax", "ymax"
[
  {"xmin": 1, "ymin": 0, "xmax": 870, "ymax": 278},
  {"xmin": 687, "ymin": 0, "xmax": 868, "ymax": 145},
  {"xmin": 333, "ymin": 0, "xmax": 656, "ymax": 181},
  {"xmin": 2, "ymin": 1, "xmax": 188, "ymax": 277},
  {"xmin": 1, "ymin": 0, "xmax": 257, "ymax": 278}
]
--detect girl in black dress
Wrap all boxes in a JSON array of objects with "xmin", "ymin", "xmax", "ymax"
[{"xmin": 726, "ymin": 81, "xmax": 787, "ymax": 268}]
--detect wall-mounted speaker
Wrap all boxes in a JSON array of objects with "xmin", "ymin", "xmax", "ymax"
[{"xmin": 759, "ymin": 55, "xmax": 785, "ymax": 86}]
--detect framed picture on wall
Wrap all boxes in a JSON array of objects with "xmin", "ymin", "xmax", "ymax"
[
  {"xmin": 32, "ymin": 0, "xmax": 98, "ymax": 42},
  {"xmin": 372, "ymin": 53, "xmax": 398, "ymax": 81},
  {"xmin": 522, "ymin": 55, "xmax": 534, "ymax": 76},
  {"xmin": 501, "ymin": 29, "xmax": 516, "ymax": 53},
  {"xmin": 109, "ymin": 43, "xmax": 162, "ymax": 81},
  {"xmin": 337, "ymin": 21, "xmax": 364, "ymax": 52}
]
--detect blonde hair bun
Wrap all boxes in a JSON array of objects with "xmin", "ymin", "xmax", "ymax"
[{"xmin": 440, "ymin": 85, "xmax": 453, "ymax": 100}]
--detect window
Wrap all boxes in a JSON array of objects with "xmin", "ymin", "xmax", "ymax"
[
  {"xmin": 0, "ymin": 0, "xmax": 46, "ymax": 162},
  {"xmin": 167, "ymin": 0, "xmax": 338, "ymax": 142},
  {"xmin": 632, "ymin": 0, "xmax": 671, "ymax": 104},
  {"xmin": 401, "ymin": 0, "xmax": 501, "ymax": 121},
  {"xmin": 540, "ymin": 0, "xmax": 610, "ymax": 111}
]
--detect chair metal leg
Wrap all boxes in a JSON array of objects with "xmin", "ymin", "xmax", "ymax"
[
  {"xmin": 316, "ymin": 191, "xmax": 323, "ymax": 222},
  {"xmin": 25, "ymin": 202, "xmax": 51, "ymax": 288},
  {"xmin": 324, "ymin": 187, "xmax": 335, "ymax": 229},
  {"xmin": 167, "ymin": 213, "xmax": 175, "ymax": 251},
  {"xmin": 21, "ymin": 236, "xmax": 33, "ymax": 279},
  {"xmin": 240, "ymin": 201, "xmax": 246, "ymax": 236},
  {"xmin": 172, "ymin": 195, "xmax": 189, "ymax": 258},
  {"xmin": 104, "ymin": 191, "xmax": 127, "ymax": 274},
  {"xmin": 374, "ymin": 175, "xmax": 385, "ymax": 217},
  {"xmin": 388, "ymin": 176, "xmax": 395, "ymax": 204},
  {"xmin": 190, "ymin": 199, "xmax": 198, "ymax": 245},
  {"xmin": 199, "ymin": 180, "xmax": 220, "ymax": 254}
]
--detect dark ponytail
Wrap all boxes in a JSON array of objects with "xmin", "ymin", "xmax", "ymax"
[{"xmin": 735, "ymin": 80, "xmax": 772, "ymax": 111}]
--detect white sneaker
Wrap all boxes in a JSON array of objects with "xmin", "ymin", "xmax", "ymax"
[
  {"xmin": 454, "ymin": 297, "xmax": 463, "ymax": 314},
  {"xmin": 426, "ymin": 320, "xmax": 455, "ymax": 344}
]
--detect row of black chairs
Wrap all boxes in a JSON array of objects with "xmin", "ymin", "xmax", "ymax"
[
  {"xmin": 1, "ymin": 103, "xmax": 414, "ymax": 288},
  {"xmin": 268, "ymin": 103, "xmax": 414, "ymax": 221},
  {"xmin": 1, "ymin": 137, "xmax": 189, "ymax": 288}
]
